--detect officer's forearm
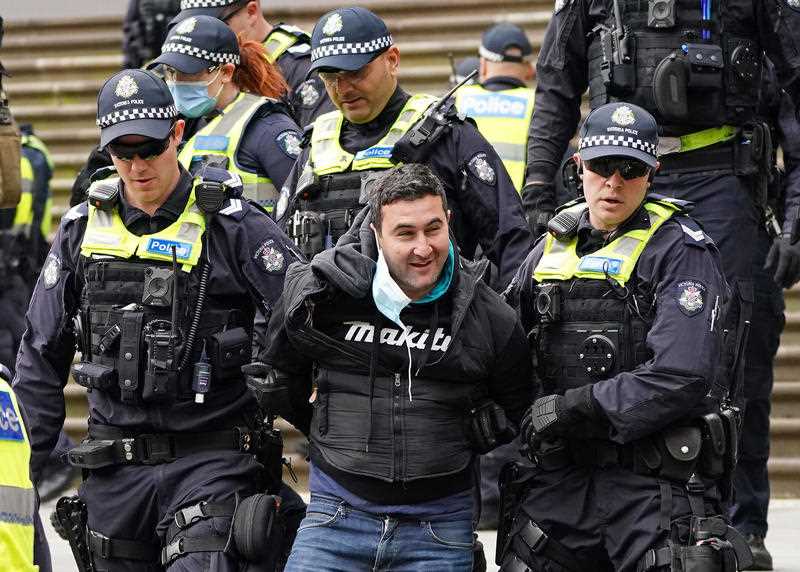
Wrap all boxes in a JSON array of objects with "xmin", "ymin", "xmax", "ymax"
[{"xmin": 526, "ymin": 84, "xmax": 582, "ymax": 185}]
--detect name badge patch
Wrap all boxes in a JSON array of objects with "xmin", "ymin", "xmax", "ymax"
[
  {"xmin": 0, "ymin": 392, "xmax": 24, "ymax": 441},
  {"xmin": 578, "ymin": 256, "xmax": 623, "ymax": 275},
  {"xmin": 355, "ymin": 146, "xmax": 393, "ymax": 161},
  {"xmin": 194, "ymin": 135, "xmax": 230, "ymax": 152},
  {"xmin": 146, "ymin": 238, "xmax": 192, "ymax": 260}
]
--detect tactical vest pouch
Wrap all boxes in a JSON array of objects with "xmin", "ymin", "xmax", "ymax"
[
  {"xmin": 653, "ymin": 54, "xmax": 689, "ymax": 122},
  {"xmin": 142, "ymin": 319, "xmax": 179, "ymax": 403},
  {"xmin": 686, "ymin": 44, "xmax": 724, "ymax": 90},
  {"xmin": 68, "ymin": 439, "xmax": 117, "ymax": 469},
  {"xmin": 208, "ymin": 327, "xmax": 250, "ymax": 382},
  {"xmin": 656, "ymin": 425, "xmax": 702, "ymax": 482},
  {"xmin": 288, "ymin": 210, "xmax": 324, "ymax": 259},
  {"xmin": 118, "ymin": 311, "xmax": 144, "ymax": 403},
  {"xmin": 187, "ymin": 154, "xmax": 229, "ymax": 176},
  {"xmin": 72, "ymin": 362, "xmax": 117, "ymax": 392}
]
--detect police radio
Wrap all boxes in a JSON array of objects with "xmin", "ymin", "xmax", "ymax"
[
  {"xmin": 391, "ymin": 69, "xmax": 478, "ymax": 164},
  {"xmin": 87, "ymin": 179, "xmax": 121, "ymax": 211}
]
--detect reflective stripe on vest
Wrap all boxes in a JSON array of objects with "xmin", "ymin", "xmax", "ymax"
[
  {"xmin": 80, "ymin": 178, "xmax": 206, "ymax": 272},
  {"xmin": 178, "ymin": 92, "xmax": 277, "ymax": 211},
  {"xmin": 533, "ymin": 201, "xmax": 679, "ymax": 285},
  {"xmin": 262, "ymin": 27, "xmax": 302, "ymax": 64},
  {"xmin": 455, "ymin": 84, "xmax": 534, "ymax": 191},
  {"xmin": 310, "ymin": 94, "xmax": 439, "ymax": 175},
  {"xmin": 0, "ymin": 380, "xmax": 37, "ymax": 572}
]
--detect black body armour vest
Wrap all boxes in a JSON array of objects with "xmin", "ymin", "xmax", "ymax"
[
  {"xmin": 533, "ymin": 278, "xmax": 653, "ymax": 394},
  {"xmin": 290, "ymin": 170, "xmax": 378, "ymax": 259},
  {"xmin": 587, "ymin": 0, "xmax": 762, "ymax": 132},
  {"xmin": 79, "ymin": 258, "xmax": 253, "ymax": 405}
]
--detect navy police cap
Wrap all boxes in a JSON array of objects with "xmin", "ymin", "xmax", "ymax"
[
  {"xmin": 150, "ymin": 15, "xmax": 240, "ymax": 74},
  {"xmin": 578, "ymin": 102, "xmax": 659, "ymax": 168},
  {"xmin": 480, "ymin": 23, "xmax": 532, "ymax": 63},
  {"xmin": 309, "ymin": 7, "xmax": 393, "ymax": 74},
  {"xmin": 96, "ymin": 69, "xmax": 178, "ymax": 148}
]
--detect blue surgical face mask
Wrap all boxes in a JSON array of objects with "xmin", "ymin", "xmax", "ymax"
[
  {"xmin": 166, "ymin": 69, "xmax": 223, "ymax": 118},
  {"xmin": 372, "ymin": 232, "xmax": 411, "ymax": 329}
]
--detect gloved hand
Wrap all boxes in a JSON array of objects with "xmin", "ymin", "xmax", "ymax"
[
  {"xmin": 521, "ymin": 181, "xmax": 556, "ymax": 239},
  {"xmin": 764, "ymin": 234, "xmax": 800, "ymax": 289},
  {"xmin": 521, "ymin": 385, "xmax": 600, "ymax": 445},
  {"xmin": 241, "ymin": 362, "xmax": 292, "ymax": 419}
]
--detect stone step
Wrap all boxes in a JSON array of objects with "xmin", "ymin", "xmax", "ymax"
[
  {"xmin": 770, "ymin": 418, "xmax": 800, "ymax": 458},
  {"xmin": 768, "ymin": 457, "xmax": 800, "ymax": 498},
  {"xmin": 772, "ymin": 383, "xmax": 800, "ymax": 417}
]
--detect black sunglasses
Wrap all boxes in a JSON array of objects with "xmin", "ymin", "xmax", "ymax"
[
  {"xmin": 584, "ymin": 157, "xmax": 650, "ymax": 180},
  {"xmin": 107, "ymin": 125, "xmax": 175, "ymax": 162}
]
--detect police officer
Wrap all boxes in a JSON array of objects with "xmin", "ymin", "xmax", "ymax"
[
  {"xmin": 277, "ymin": 6, "xmax": 532, "ymax": 289},
  {"xmin": 150, "ymin": 14, "xmax": 302, "ymax": 215},
  {"xmin": 122, "ymin": 0, "xmax": 181, "ymax": 69},
  {"xmin": 12, "ymin": 68, "xmax": 301, "ymax": 571},
  {"xmin": 455, "ymin": 23, "xmax": 535, "ymax": 193},
  {"xmin": 500, "ymin": 103, "xmax": 749, "ymax": 572},
  {"xmin": 173, "ymin": 0, "xmax": 334, "ymax": 128}
]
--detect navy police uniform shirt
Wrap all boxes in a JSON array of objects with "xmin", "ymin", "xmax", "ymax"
[
  {"xmin": 237, "ymin": 102, "xmax": 304, "ymax": 191},
  {"xmin": 507, "ymin": 203, "xmax": 729, "ymax": 444},
  {"xmin": 11, "ymin": 167, "xmax": 302, "ymax": 480},
  {"xmin": 279, "ymin": 87, "xmax": 533, "ymax": 289}
]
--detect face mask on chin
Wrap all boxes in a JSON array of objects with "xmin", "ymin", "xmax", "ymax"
[{"xmin": 167, "ymin": 69, "xmax": 224, "ymax": 118}]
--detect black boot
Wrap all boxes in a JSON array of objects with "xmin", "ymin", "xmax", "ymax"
[{"xmin": 743, "ymin": 534, "xmax": 773, "ymax": 571}]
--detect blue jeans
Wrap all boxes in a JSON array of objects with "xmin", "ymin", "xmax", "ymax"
[{"xmin": 285, "ymin": 494, "xmax": 474, "ymax": 571}]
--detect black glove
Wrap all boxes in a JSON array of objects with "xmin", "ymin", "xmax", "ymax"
[
  {"xmin": 521, "ymin": 181, "xmax": 556, "ymax": 238},
  {"xmin": 241, "ymin": 362, "xmax": 293, "ymax": 419},
  {"xmin": 466, "ymin": 399, "xmax": 517, "ymax": 454},
  {"xmin": 764, "ymin": 234, "xmax": 800, "ymax": 289},
  {"xmin": 521, "ymin": 386, "xmax": 599, "ymax": 444},
  {"xmin": 526, "ymin": 209, "xmax": 554, "ymax": 240}
]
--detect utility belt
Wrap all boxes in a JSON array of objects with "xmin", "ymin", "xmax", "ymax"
[
  {"xmin": 67, "ymin": 425, "xmax": 263, "ymax": 469},
  {"xmin": 528, "ymin": 411, "xmax": 738, "ymax": 486}
]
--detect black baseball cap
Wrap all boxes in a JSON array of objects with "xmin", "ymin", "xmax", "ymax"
[
  {"xmin": 172, "ymin": 0, "xmax": 244, "ymax": 23},
  {"xmin": 480, "ymin": 23, "xmax": 532, "ymax": 63},
  {"xmin": 309, "ymin": 7, "xmax": 393, "ymax": 74},
  {"xmin": 578, "ymin": 102, "xmax": 659, "ymax": 168},
  {"xmin": 96, "ymin": 69, "xmax": 178, "ymax": 148},
  {"xmin": 149, "ymin": 15, "xmax": 240, "ymax": 74}
]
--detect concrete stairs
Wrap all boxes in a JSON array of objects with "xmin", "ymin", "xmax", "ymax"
[{"xmin": 3, "ymin": 0, "xmax": 799, "ymax": 496}]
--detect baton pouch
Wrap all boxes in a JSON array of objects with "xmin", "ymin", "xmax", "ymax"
[
  {"xmin": 68, "ymin": 439, "xmax": 117, "ymax": 469},
  {"xmin": 232, "ymin": 494, "xmax": 284, "ymax": 565},
  {"xmin": 699, "ymin": 414, "xmax": 726, "ymax": 479},
  {"xmin": 208, "ymin": 327, "xmax": 250, "ymax": 383}
]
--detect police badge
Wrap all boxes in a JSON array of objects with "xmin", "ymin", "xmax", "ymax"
[
  {"xmin": 299, "ymin": 81, "xmax": 320, "ymax": 107},
  {"xmin": 276, "ymin": 130, "xmax": 302, "ymax": 159},
  {"xmin": 42, "ymin": 254, "xmax": 61, "ymax": 289},
  {"xmin": 115, "ymin": 75, "xmax": 139, "ymax": 99},
  {"xmin": 255, "ymin": 240, "xmax": 285, "ymax": 274},
  {"xmin": 468, "ymin": 153, "xmax": 496, "ymax": 185},
  {"xmin": 676, "ymin": 280, "xmax": 706, "ymax": 316}
]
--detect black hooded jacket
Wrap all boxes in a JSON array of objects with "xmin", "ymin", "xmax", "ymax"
[{"xmin": 263, "ymin": 208, "xmax": 532, "ymax": 503}]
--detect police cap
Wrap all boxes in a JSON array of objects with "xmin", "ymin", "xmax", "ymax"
[
  {"xmin": 149, "ymin": 15, "xmax": 240, "ymax": 74},
  {"xmin": 308, "ymin": 7, "xmax": 393, "ymax": 74},
  {"xmin": 578, "ymin": 102, "xmax": 659, "ymax": 168},
  {"xmin": 96, "ymin": 69, "xmax": 178, "ymax": 148},
  {"xmin": 480, "ymin": 23, "xmax": 532, "ymax": 63}
]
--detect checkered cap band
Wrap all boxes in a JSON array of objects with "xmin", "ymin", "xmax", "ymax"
[
  {"xmin": 311, "ymin": 35, "xmax": 393, "ymax": 62},
  {"xmin": 180, "ymin": 0, "xmax": 235, "ymax": 8},
  {"xmin": 161, "ymin": 42, "xmax": 240, "ymax": 66},
  {"xmin": 97, "ymin": 105, "xmax": 179, "ymax": 128},
  {"xmin": 579, "ymin": 134, "xmax": 657, "ymax": 156}
]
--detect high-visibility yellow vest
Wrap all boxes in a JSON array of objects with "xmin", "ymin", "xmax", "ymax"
[
  {"xmin": 14, "ymin": 135, "xmax": 53, "ymax": 237},
  {"xmin": 310, "ymin": 94, "xmax": 438, "ymax": 175},
  {"xmin": 533, "ymin": 201, "xmax": 679, "ymax": 285},
  {"xmin": 455, "ymin": 84, "xmax": 534, "ymax": 192},
  {"xmin": 0, "ymin": 378, "xmax": 38, "ymax": 572},
  {"xmin": 81, "ymin": 178, "xmax": 206, "ymax": 272},
  {"xmin": 262, "ymin": 24, "xmax": 309, "ymax": 64},
  {"xmin": 178, "ymin": 92, "xmax": 277, "ymax": 212}
]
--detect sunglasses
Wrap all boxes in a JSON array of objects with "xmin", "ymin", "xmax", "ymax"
[
  {"xmin": 107, "ymin": 125, "xmax": 175, "ymax": 162},
  {"xmin": 584, "ymin": 157, "xmax": 650, "ymax": 180}
]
